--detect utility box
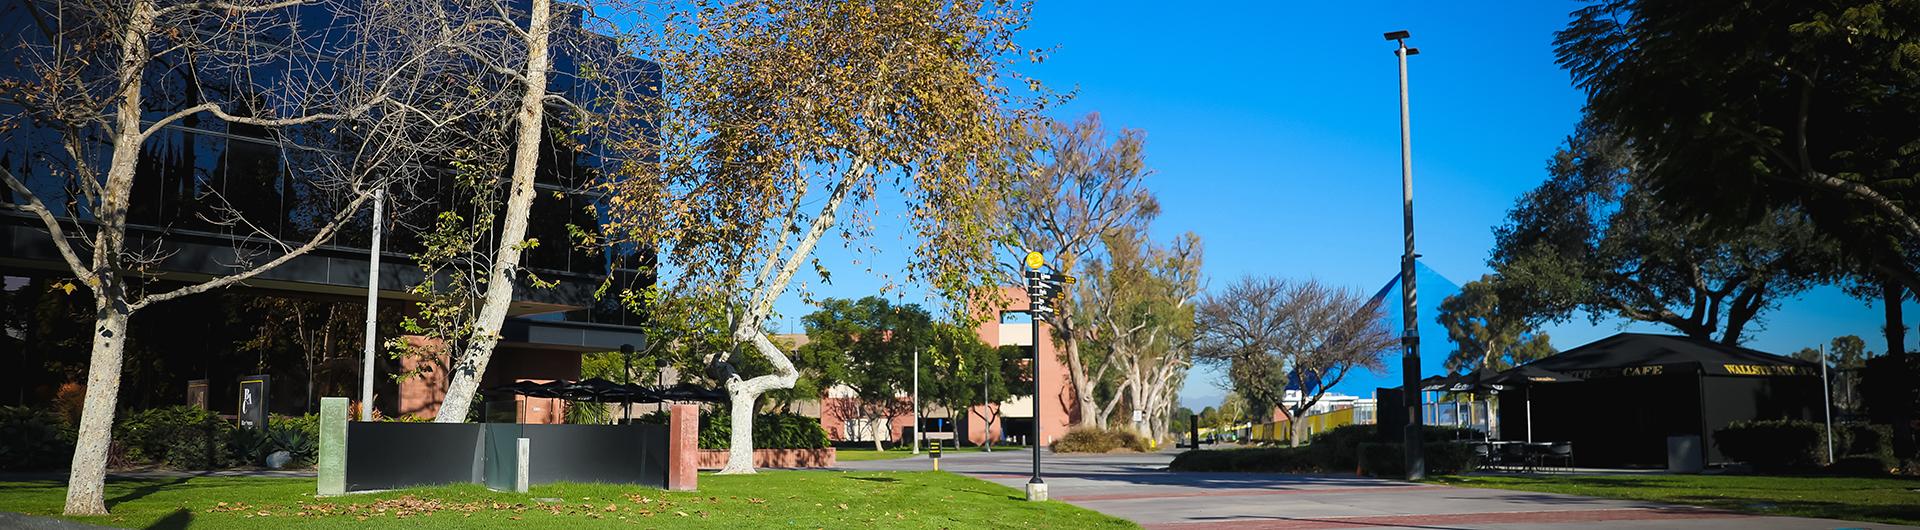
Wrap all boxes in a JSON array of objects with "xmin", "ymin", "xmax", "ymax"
[{"xmin": 1666, "ymin": 435, "xmax": 1703, "ymax": 473}]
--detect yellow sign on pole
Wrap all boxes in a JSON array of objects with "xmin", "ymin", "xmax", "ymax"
[{"xmin": 1024, "ymin": 251, "xmax": 1045, "ymax": 271}]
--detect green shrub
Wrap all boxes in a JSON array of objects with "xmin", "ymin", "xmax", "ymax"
[
  {"xmin": 0, "ymin": 406, "xmax": 75, "ymax": 471},
  {"xmin": 1836, "ymin": 423, "xmax": 1895, "ymax": 471},
  {"xmin": 634, "ymin": 409, "xmax": 828, "ymax": 450},
  {"xmin": 1303, "ymin": 424, "xmax": 1374, "ymax": 471},
  {"xmin": 116, "ymin": 406, "xmax": 231, "ymax": 469},
  {"xmin": 1716, "ymin": 419, "xmax": 1823, "ymax": 471},
  {"xmin": 1170, "ymin": 446, "xmax": 1327, "ymax": 473},
  {"xmin": 221, "ymin": 415, "xmax": 319, "ymax": 469},
  {"xmin": 1829, "ymin": 455, "xmax": 1893, "ymax": 476},
  {"xmin": 1355, "ymin": 442, "xmax": 1480, "ymax": 477},
  {"xmin": 1050, "ymin": 427, "xmax": 1151, "ymax": 453}
]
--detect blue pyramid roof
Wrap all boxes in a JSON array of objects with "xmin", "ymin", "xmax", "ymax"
[{"xmin": 1328, "ymin": 260, "xmax": 1462, "ymax": 397}]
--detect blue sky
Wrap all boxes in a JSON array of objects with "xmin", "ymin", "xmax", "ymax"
[{"xmin": 768, "ymin": 1, "xmax": 1914, "ymax": 411}]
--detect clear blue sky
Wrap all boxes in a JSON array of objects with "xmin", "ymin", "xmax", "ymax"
[{"xmin": 770, "ymin": 0, "xmax": 1914, "ymax": 411}]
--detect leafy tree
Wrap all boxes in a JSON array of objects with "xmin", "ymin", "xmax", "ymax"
[
  {"xmin": 1489, "ymin": 122, "xmax": 1837, "ymax": 345},
  {"xmin": 1436, "ymin": 275, "xmax": 1556, "ymax": 373},
  {"xmin": 998, "ymin": 112, "xmax": 1160, "ymax": 428},
  {"xmin": 796, "ymin": 297, "xmax": 934, "ymax": 450},
  {"xmin": 1075, "ymin": 229, "xmax": 1201, "ymax": 440},
  {"xmin": 1558, "ymin": 0, "xmax": 1920, "ymax": 462},
  {"xmin": 596, "ymin": 0, "xmax": 1045, "ymax": 473},
  {"xmin": 920, "ymin": 324, "xmax": 1021, "ymax": 449},
  {"xmin": 1194, "ymin": 278, "xmax": 1396, "ymax": 447}
]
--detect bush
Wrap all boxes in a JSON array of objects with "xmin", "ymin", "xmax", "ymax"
[
  {"xmin": 1050, "ymin": 427, "xmax": 1151, "ymax": 453},
  {"xmin": 1716, "ymin": 419, "xmax": 1823, "ymax": 471},
  {"xmin": 0, "ymin": 406, "xmax": 75, "ymax": 471},
  {"xmin": 1836, "ymin": 423, "xmax": 1895, "ymax": 472},
  {"xmin": 1355, "ymin": 442, "xmax": 1480, "ymax": 477},
  {"xmin": 227, "ymin": 415, "xmax": 320, "ymax": 468},
  {"xmin": 1303, "ymin": 424, "xmax": 1374, "ymax": 471},
  {"xmin": 1170, "ymin": 446, "xmax": 1326, "ymax": 473},
  {"xmin": 116, "ymin": 406, "xmax": 232, "ymax": 469}
]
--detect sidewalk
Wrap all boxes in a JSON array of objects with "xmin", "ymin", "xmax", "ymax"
[{"xmin": 839, "ymin": 449, "xmax": 1914, "ymax": 529}]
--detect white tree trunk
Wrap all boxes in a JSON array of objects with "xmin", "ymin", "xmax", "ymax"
[
  {"xmin": 717, "ymin": 329, "xmax": 798, "ymax": 474},
  {"xmin": 871, "ymin": 417, "xmax": 887, "ymax": 451},
  {"xmin": 64, "ymin": 296, "xmax": 131, "ymax": 515},
  {"xmin": 435, "ymin": 0, "xmax": 552, "ymax": 423}
]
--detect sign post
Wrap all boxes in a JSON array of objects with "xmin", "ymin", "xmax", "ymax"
[
  {"xmin": 929, "ymin": 439, "xmax": 942, "ymax": 471},
  {"xmin": 1022, "ymin": 251, "xmax": 1072, "ymax": 502},
  {"xmin": 238, "ymin": 374, "xmax": 270, "ymax": 430}
]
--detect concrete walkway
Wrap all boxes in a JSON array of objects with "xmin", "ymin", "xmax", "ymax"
[{"xmin": 839, "ymin": 449, "xmax": 1914, "ymax": 529}]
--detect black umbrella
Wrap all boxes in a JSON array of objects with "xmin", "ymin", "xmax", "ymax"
[
  {"xmin": 657, "ymin": 382, "xmax": 729, "ymax": 403},
  {"xmin": 1419, "ymin": 373, "xmax": 1460, "ymax": 392},
  {"xmin": 490, "ymin": 379, "xmax": 566, "ymax": 399},
  {"xmin": 1488, "ymin": 365, "xmax": 1582, "ymax": 442}
]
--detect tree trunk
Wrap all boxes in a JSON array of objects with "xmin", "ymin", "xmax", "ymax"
[
  {"xmin": 435, "ymin": 0, "xmax": 552, "ymax": 423},
  {"xmin": 1059, "ymin": 325, "xmax": 1099, "ymax": 427},
  {"xmin": 64, "ymin": 0, "xmax": 155, "ymax": 514},
  {"xmin": 717, "ymin": 329, "xmax": 798, "ymax": 474},
  {"xmin": 872, "ymin": 417, "xmax": 887, "ymax": 451},
  {"xmin": 64, "ymin": 296, "xmax": 131, "ymax": 515},
  {"xmin": 1883, "ymin": 279, "xmax": 1915, "ymax": 465},
  {"xmin": 1289, "ymin": 409, "xmax": 1309, "ymax": 448}
]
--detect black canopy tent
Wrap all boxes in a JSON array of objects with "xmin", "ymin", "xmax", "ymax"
[{"xmin": 1497, "ymin": 333, "xmax": 1822, "ymax": 467}]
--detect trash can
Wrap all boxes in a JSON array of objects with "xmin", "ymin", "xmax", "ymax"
[{"xmin": 1666, "ymin": 435, "xmax": 1703, "ymax": 473}]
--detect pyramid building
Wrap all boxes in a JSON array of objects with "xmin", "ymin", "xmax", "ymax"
[{"xmin": 1328, "ymin": 260, "xmax": 1464, "ymax": 398}]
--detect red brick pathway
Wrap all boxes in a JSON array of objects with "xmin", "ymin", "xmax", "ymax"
[{"xmin": 1146, "ymin": 507, "xmax": 1745, "ymax": 529}]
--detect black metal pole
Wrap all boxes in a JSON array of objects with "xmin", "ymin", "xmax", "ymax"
[{"xmin": 1030, "ymin": 269, "xmax": 1044, "ymax": 489}]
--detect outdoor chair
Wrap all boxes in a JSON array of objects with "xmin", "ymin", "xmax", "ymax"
[
  {"xmin": 1471, "ymin": 442, "xmax": 1495, "ymax": 470},
  {"xmin": 1500, "ymin": 442, "xmax": 1534, "ymax": 473},
  {"xmin": 1541, "ymin": 442, "xmax": 1573, "ymax": 472}
]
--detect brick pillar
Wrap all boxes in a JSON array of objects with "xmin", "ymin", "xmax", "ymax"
[{"xmin": 668, "ymin": 404, "xmax": 698, "ymax": 491}]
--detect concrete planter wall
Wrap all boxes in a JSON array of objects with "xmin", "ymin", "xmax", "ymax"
[{"xmin": 696, "ymin": 448, "xmax": 837, "ymax": 469}]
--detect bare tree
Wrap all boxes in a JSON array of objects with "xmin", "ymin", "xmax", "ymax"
[
  {"xmin": 1076, "ymin": 229, "xmax": 1201, "ymax": 439},
  {"xmin": 597, "ymin": 0, "xmax": 1046, "ymax": 473},
  {"xmin": 0, "ymin": 0, "xmax": 448, "ymax": 514},
  {"xmin": 998, "ymin": 112, "xmax": 1158, "ymax": 428},
  {"xmin": 1194, "ymin": 277, "xmax": 1396, "ymax": 447}
]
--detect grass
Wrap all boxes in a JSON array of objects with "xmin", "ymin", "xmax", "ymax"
[
  {"xmin": 836, "ymin": 445, "xmax": 1029, "ymax": 462},
  {"xmin": 0, "ymin": 470, "xmax": 1133, "ymax": 529},
  {"xmin": 1431, "ymin": 473, "xmax": 1920, "ymax": 526}
]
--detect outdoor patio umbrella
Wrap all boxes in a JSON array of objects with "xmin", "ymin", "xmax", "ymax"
[
  {"xmin": 656, "ymin": 382, "xmax": 729, "ymax": 403},
  {"xmin": 1488, "ymin": 365, "xmax": 1582, "ymax": 442},
  {"xmin": 490, "ymin": 379, "xmax": 566, "ymax": 399}
]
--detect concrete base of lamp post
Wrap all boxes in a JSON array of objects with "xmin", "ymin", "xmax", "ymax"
[{"xmin": 1025, "ymin": 482, "xmax": 1048, "ymax": 501}]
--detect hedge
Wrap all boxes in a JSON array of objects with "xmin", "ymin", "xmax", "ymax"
[
  {"xmin": 0, "ymin": 406, "xmax": 75, "ymax": 471},
  {"xmin": 1170, "ymin": 424, "xmax": 1486, "ymax": 474},
  {"xmin": 1051, "ymin": 427, "xmax": 1151, "ymax": 453},
  {"xmin": 1716, "ymin": 420, "xmax": 1898, "ymax": 475},
  {"xmin": 636, "ymin": 410, "xmax": 829, "ymax": 450},
  {"xmin": 1715, "ymin": 419, "xmax": 1824, "ymax": 471},
  {"xmin": 1355, "ymin": 441, "xmax": 1479, "ymax": 477}
]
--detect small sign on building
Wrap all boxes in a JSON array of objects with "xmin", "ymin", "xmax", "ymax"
[{"xmin": 238, "ymin": 374, "xmax": 269, "ymax": 430}]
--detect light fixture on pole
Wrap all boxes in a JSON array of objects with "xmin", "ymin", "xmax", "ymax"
[{"xmin": 1384, "ymin": 28, "xmax": 1425, "ymax": 481}]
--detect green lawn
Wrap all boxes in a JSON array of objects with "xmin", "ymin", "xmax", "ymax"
[
  {"xmin": 837, "ymin": 445, "xmax": 1030, "ymax": 462},
  {"xmin": 1432, "ymin": 474, "xmax": 1920, "ymax": 526},
  {"xmin": 0, "ymin": 471, "xmax": 1132, "ymax": 529}
]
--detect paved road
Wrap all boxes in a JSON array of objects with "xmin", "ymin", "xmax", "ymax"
[{"xmin": 839, "ymin": 449, "xmax": 1914, "ymax": 530}]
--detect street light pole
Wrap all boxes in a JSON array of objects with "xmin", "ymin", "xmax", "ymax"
[
  {"xmin": 359, "ymin": 188, "xmax": 384, "ymax": 422},
  {"xmin": 1385, "ymin": 29, "xmax": 1425, "ymax": 481},
  {"xmin": 913, "ymin": 348, "xmax": 921, "ymax": 455}
]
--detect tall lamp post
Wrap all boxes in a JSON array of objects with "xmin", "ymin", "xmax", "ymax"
[
  {"xmin": 620, "ymin": 343, "xmax": 634, "ymax": 424},
  {"xmin": 1384, "ymin": 29, "xmax": 1425, "ymax": 481}
]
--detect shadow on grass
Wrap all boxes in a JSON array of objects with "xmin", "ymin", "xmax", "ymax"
[
  {"xmin": 141, "ymin": 508, "xmax": 192, "ymax": 530},
  {"xmin": 845, "ymin": 476, "xmax": 898, "ymax": 483},
  {"xmin": 110, "ymin": 476, "xmax": 193, "ymax": 508}
]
